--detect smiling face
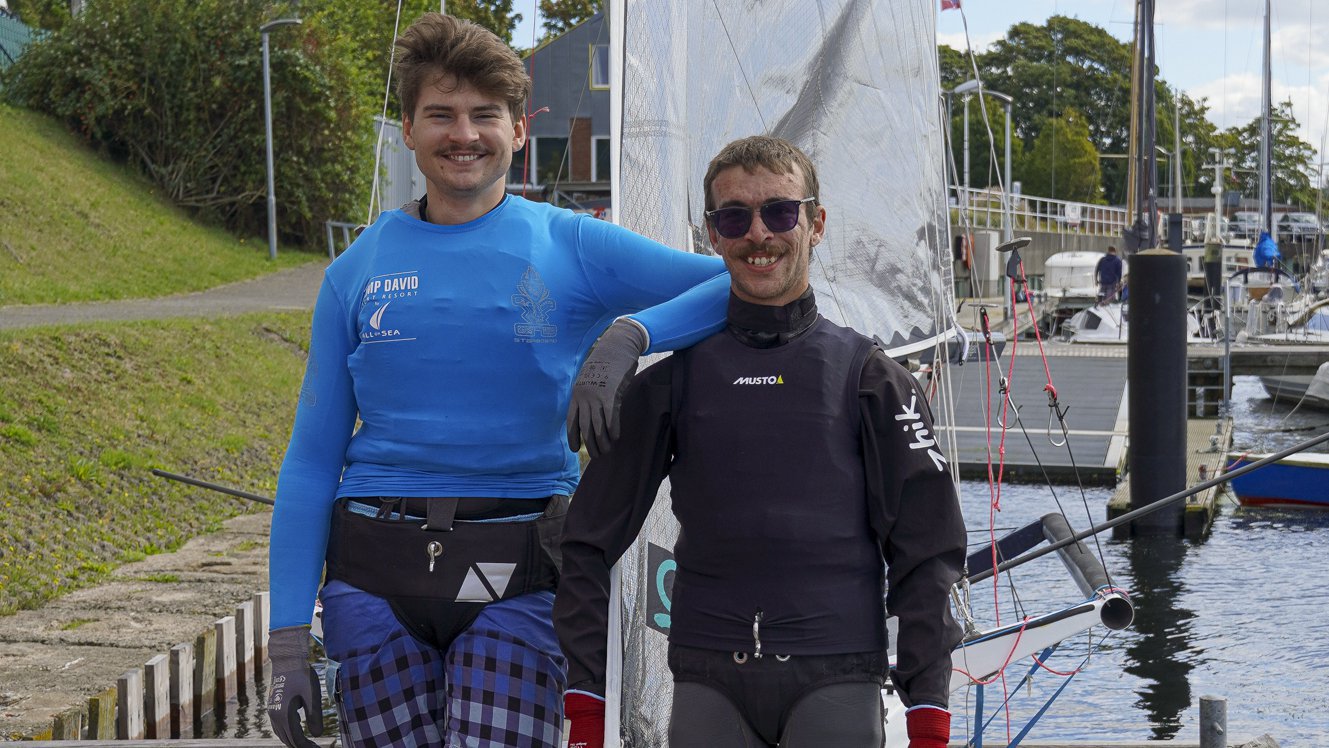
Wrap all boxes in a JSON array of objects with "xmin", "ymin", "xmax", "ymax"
[
  {"xmin": 707, "ymin": 164, "xmax": 826, "ymax": 307},
  {"xmin": 402, "ymin": 73, "xmax": 526, "ymax": 223}
]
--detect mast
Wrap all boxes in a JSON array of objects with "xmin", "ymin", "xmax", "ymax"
[
  {"xmin": 1126, "ymin": 0, "xmax": 1158, "ymax": 250},
  {"xmin": 1260, "ymin": 0, "xmax": 1273, "ymax": 237}
]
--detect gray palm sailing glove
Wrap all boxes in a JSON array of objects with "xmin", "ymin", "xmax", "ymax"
[
  {"xmin": 265, "ymin": 626, "xmax": 324, "ymax": 748},
  {"xmin": 567, "ymin": 318, "xmax": 648, "ymax": 459}
]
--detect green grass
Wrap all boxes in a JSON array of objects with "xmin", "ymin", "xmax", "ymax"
[
  {"xmin": 0, "ymin": 104, "xmax": 320, "ymax": 305},
  {"xmin": 0, "ymin": 313, "xmax": 311, "ymax": 615}
]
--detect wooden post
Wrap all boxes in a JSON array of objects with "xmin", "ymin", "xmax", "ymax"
[
  {"xmin": 1200, "ymin": 695, "xmax": 1227, "ymax": 748},
  {"xmin": 169, "ymin": 641, "xmax": 194, "ymax": 738},
  {"xmin": 143, "ymin": 653, "xmax": 170, "ymax": 738},
  {"xmin": 50, "ymin": 704, "xmax": 83, "ymax": 739},
  {"xmin": 215, "ymin": 615, "xmax": 238, "ymax": 705},
  {"xmin": 116, "ymin": 668, "xmax": 145, "ymax": 739},
  {"xmin": 86, "ymin": 687, "xmax": 117, "ymax": 739},
  {"xmin": 193, "ymin": 627, "xmax": 217, "ymax": 725},
  {"xmin": 254, "ymin": 591, "xmax": 271, "ymax": 664},
  {"xmin": 235, "ymin": 600, "xmax": 256, "ymax": 682}
]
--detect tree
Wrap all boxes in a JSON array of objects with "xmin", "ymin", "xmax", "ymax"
[
  {"xmin": 5, "ymin": 0, "xmax": 70, "ymax": 31},
  {"xmin": 3, "ymin": 0, "xmax": 373, "ymax": 247},
  {"xmin": 538, "ymin": 0, "xmax": 599, "ymax": 38},
  {"xmin": 947, "ymin": 94, "xmax": 1025, "ymax": 192},
  {"xmin": 447, "ymin": 0, "xmax": 519, "ymax": 45},
  {"xmin": 1219, "ymin": 101, "xmax": 1318, "ymax": 210},
  {"xmin": 1019, "ymin": 108, "xmax": 1102, "ymax": 204}
]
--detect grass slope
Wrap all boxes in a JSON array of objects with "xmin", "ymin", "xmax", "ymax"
[
  {"xmin": 0, "ymin": 104, "xmax": 318, "ymax": 305},
  {"xmin": 0, "ymin": 313, "xmax": 310, "ymax": 614}
]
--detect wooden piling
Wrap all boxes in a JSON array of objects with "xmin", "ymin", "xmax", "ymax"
[
  {"xmin": 49, "ymin": 704, "xmax": 82, "ymax": 739},
  {"xmin": 235, "ymin": 600, "xmax": 256, "ymax": 682},
  {"xmin": 86, "ymin": 687, "xmax": 117, "ymax": 739},
  {"xmin": 169, "ymin": 642, "xmax": 194, "ymax": 738},
  {"xmin": 116, "ymin": 668, "xmax": 145, "ymax": 739},
  {"xmin": 193, "ymin": 627, "xmax": 217, "ymax": 724},
  {"xmin": 254, "ymin": 591, "xmax": 271, "ymax": 665},
  {"xmin": 144, "ymin": 653, "xmax": 170, "ymax": 738},
  {"xmin": 214, "ymin": 616, "xmax": 238, "ymax": 704}
]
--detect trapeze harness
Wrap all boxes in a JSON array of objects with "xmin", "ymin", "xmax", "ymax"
[{"xmin": 325, "ymin": 494, "xmax": 567, "ymax": 649}]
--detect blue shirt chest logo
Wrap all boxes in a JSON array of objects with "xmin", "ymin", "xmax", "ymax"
[{"xmin": 512, "ymin": 266, "xmax": 558, "ymax": 343}]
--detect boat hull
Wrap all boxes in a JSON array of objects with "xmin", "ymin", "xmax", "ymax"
[{"xmin": 1227, "ymin": 453, "xmax": 1329, "ymax": 508}]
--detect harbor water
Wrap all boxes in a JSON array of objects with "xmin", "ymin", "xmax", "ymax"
[
  {"xmin": 219, "ymin": 376, "xmax": 1328, "ymax": 745},
  {"xmin": 952, "ymin": 375, "xmax": 1329, "ymax": 746}
]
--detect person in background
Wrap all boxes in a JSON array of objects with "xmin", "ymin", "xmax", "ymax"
[
  {"xmin": 1095, "ymin": 245, "xmax": 1124, "ymax": 303},
  {"xmin": 262, "ymin": 13, "xmax": 729, "ymax": 748},
  {"xmin": 554, "ymin": 136, "xmax": 966, "ymax": 748}
]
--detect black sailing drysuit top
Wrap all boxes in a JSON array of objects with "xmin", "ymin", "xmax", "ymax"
[{"xmin": 553, "ymin": 288, "xmax": 966, "ymax": 709}]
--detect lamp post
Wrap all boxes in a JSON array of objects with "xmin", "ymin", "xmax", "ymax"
[{"xmin": 261, "ymin": 17, "xmax": 301, "ymax": 261}]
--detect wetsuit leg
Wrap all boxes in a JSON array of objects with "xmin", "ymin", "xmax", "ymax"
[
  {"xmin": 668, "ymin": 681, "xmax": 768, "ymax": 748},
  {"xmin": 444, "ymin": 591, "xmax": 566, "ymax": 747},
  {"xmin": 320, "ymin": 580, "xmax": 448, "ymax": 746},
  {"xmin": 778, "ymin": 682, "xmax": 884, "ymax": 748}
]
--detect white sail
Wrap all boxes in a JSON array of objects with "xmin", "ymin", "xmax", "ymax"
[{"xmin": 605, "ymin": 2, "xmax": 956, "ymax": 746}]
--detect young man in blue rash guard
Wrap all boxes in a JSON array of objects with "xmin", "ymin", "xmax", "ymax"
[
  {"xmin": 554, "ymin": 136, "xmax": 967, "ymax": 748},
  {"xmin": 263, "ymin": 14, "xmax": 728, "ymax": 748}
]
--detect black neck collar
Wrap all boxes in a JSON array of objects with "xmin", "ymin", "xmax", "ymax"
[{"xmin": 726, "ymin": 287, "xmax": 818, "ymax": 348}]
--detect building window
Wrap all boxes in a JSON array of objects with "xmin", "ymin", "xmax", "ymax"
[
  {"xmin": 534, "ymin": 137, "xmax": 569, "ymax": 186},
  {"xmin": 593, "ymin": 137, "xmax": 611, "ymax": 183},
  {"xmin": 590, "ymin": 44, "xmax": 609, "ymax": 90}
]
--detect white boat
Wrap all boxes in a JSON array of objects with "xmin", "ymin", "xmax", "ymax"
[
  {"xmin": 1043, "ymin": 251, "xmax": 1103, "ymax": 305},
  {"xmin": 1060, "ymin": 301, "xmax": 1204, "ymax": 344},
  {"xmin": 1259, "ymin": 361, "xmax": 1329, "ymax": 411}
]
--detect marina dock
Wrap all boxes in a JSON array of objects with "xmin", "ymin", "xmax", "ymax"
[{"xmin": 1107, "ymin": 417, "xmax": 1235, "ymax": 538}]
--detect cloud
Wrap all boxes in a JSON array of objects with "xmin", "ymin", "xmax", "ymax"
[
  {"xmin": 1188, "ymin": 71, "xmax": 1329, "ymax": 150},
  {"xmin": 1156, "ymin": 0, "xmax": 1316, "ymax": 31},
  {"xmin": 937, "ymin": 30, "xmax": 1003, "ymax": 54}
]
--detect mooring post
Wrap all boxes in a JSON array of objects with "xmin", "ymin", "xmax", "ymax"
[
  {"xmin": 1200, "ymin": 695, "xmax": 1227, "ymax": 748},
  {"xmin": 1127, "ymin": 248, "xmax": 1188, "ymax": 535}
]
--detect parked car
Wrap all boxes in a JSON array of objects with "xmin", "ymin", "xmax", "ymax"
[
  {"xmin": 1230, "ymin": 211, "xmax": 1262, "ymax": 239},
  {"xmin": 1276, "ymin": 212, "xmax": 1323, "ymax": 243}
]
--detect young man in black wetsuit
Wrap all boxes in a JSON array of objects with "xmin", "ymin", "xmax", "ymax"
[{"xmin": 554, "ymin": 136, "xmax": 966, "ymax": 748}]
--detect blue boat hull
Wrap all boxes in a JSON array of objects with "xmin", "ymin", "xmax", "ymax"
[{"xmin": 1227, "ymin": 453, "xmax": 1329, "ymax": 508}]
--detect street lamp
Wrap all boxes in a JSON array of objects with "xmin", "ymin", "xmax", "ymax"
[
  {"xmin": 948, "ymin": 80, "xmax": 1014, "ymax": 243},
  {"xmin": 260, "ymin": 17, "xmax": 301, "ymax": 261}
]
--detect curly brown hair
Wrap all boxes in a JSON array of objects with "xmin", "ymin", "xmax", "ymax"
[
  {"xmin": 394, "ymin": 13, "xmax": 530, "ymax": 124},
  {"xmin": 703, "ymin": 136, "xmax": 820, "ymax": 219}
]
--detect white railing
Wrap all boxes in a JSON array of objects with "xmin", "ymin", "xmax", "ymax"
[{"xmin": 950, "ymin": 186, "xmax": 1128, "ymax": 238}]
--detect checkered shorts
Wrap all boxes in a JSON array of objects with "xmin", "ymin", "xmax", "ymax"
[{"xmin": 321, "ymin": 581, "xmax": 567, "ymax": 748}]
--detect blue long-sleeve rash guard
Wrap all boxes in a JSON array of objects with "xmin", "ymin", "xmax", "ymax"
[{"xmin": 269, "ymin": 196, "xmax": 728, "ymax": 628}]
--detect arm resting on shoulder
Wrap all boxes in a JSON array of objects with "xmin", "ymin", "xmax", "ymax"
[{"xmin": 555, "ymin": 359, "xmax": 678, "ymax": 695}]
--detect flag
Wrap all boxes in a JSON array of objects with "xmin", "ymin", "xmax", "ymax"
[{"xmin": 941, "ymin": 0, "xmax": 961, "ymax": 9}]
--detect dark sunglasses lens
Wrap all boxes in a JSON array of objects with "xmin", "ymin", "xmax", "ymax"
[
  {"xmin": 712, "ymin": 207, "xmax": 753, "ymax": 238},
  {"xmin": 760, "ymin": 200, "xmax": 803, "ymax": 233}
]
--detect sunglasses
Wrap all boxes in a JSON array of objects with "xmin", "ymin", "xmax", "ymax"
[{"xmin": 705, "ymin": 197, "xmax": 817, "ymax": 239}]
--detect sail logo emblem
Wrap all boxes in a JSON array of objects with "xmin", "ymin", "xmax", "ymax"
[
  {"xmin": 732, "ymin": 375, "xmax": 784, "ymax": 385},
  {"xmin": 455, "ymin": 562, "xmax": 517, "ymax": 602},
  {"xmin": 368, "ymin": 302, "xmax": 390, "ymax": 330},
  {"xmin": 895, "ymin": 393, "xmax": 947, "ymax": 471},
  {"xmin": 512, "ymin": 266, "xmax": 558, "ymax": 342}
]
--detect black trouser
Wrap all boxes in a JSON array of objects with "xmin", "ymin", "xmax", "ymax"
[{"xmin": 667, "ymin": 644, "xmax": 887, "ymax": 747}]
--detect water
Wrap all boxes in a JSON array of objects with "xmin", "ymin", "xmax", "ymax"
[
  {"xmin": 951, "ymin": 375, "xmax": 1329, "ymax": 746},
  {"xmin": 219, "ymin": 377, "xmax": 1329, "ymax": 745}
]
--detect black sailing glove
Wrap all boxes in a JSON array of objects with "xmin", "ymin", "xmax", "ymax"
[
  {"xmin": 567, "ymin": 318, "xmax": 647, "ymax": 459},
  {"xmin": 265, "ymin": 626, "xmax": 323, "ymax": 748}
]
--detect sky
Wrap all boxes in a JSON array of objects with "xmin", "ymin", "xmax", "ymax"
[{"xmin": 510, "ymin": 0, "xmax": 1328, "ymax": 165}]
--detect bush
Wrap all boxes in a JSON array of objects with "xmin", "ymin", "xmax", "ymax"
[{"xmin": 2, "ymin": 0, "xmax": 374, "ymax": 247}]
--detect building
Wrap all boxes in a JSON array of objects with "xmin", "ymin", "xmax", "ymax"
[{"xmin": 509, "ymin": 12, "xmax": 611, "ymax": 212}]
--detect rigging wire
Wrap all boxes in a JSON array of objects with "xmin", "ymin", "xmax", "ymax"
[{"xmin": 366, "ymin": 0, "xmax": 409, "ymax": 226}]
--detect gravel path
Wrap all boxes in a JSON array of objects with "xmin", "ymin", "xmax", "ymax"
[{"xmin": 0, "ymin": 262, "xmax": 328, "ymax": 331}]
